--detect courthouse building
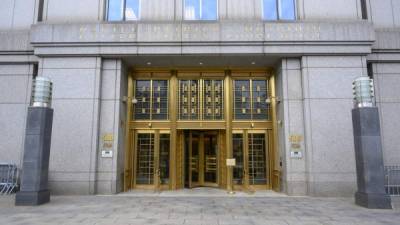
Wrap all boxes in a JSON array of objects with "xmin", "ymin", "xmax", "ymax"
[{"xmin": 0, "ymin": 0, "xmax": 399, "ymax": 196}]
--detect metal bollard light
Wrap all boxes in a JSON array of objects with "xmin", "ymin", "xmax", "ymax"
[
  {"xmin": 16, "ymin": 76, "xmax": 54, "ymax": 206},
  {"xmin": 351, "ymin": 76, "xmax": 392, "ymax": 209},
  {"xmin": 31, "ymin": 77, "xmax": 53, "ymax": 108},
  {"xmin": 352, "ymin": 76, "xmax": 374, "ymax": 108}
]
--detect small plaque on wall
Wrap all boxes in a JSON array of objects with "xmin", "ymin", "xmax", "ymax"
[
  {"xmin": 226, "ymin": 158, "xmax": 236, "ymax": 166},
  {"xmin": 101, "ymin": 150, "xmax": 113, "ymax": 158}
]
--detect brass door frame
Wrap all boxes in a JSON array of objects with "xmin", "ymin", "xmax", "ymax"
[
  {"xmin": 187, "ymin": 130, "xmax": 219, "ymax": 188},
  {"xmin": 124, "ymin": 69, "xmax": 280, "ymax": 192}
]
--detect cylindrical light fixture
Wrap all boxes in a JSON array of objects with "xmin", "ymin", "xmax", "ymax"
[
  {"xmin": 31, "ymin": 76, "xmax": 53, "ymax": 108},
  {"xmin": 352, "ymin": 76, "xmax": 374, "ymax": 108}
]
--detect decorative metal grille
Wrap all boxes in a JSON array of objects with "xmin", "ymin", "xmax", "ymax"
[
  {"xmin": 152, "ymin": 80, "xmax": 169, "ymax": 120},
  {"xmin": 135, "ymin": 80, "xmax": 151, "ymax": 120},
  {"xmin": 234, "ymin": 79, "xmax": 270, "ymax": 120},
  {"xmin": 248, "ymin": 133, "xmax": 267, "ymax": 185},
  {"xmin": 179, "ymin": 79, "xmax": 224, "ymax": 120},
  {"xmin": 136, "ymin": 133, "xmax": 155, "ymax": 185},
  {"xmin": 385, "ymin": 166, "xmax": 400, "ymax": 196},
  {"xmin": 252, "ymin": 80, "xmax": 269, "ymax": 120},
  {"xmin": 203, "ymin": 80, "xmax": 224, "ymax": 120},
  {"xmin": 179, "ymin": 80, "xmax": 199, "ymax": 120},
  {"xmin": 234, "ymin": 80, "xmax": 251, "ymax": 120},
  {"xmin": 134, "ymin": 80, "xmax": 169, "ymax": 120}
]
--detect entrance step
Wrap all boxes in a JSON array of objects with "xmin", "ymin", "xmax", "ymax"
[{"xmin": 117, "ymin": 187, "xmax": 287, "ymax": 197}]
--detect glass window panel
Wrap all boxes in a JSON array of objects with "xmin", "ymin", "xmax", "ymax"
[
  {"xmin": 135, "ymin": 80, "xmax": 151, "ymax": 120},
  {"xmin": 233, "ymin": 134, "xmax": 244, "ymax": 185},
  {"xmin": 201, "ymin": 0, "xmax": 218, "ymax": 20},
  {"xmin": 159, "ymin": 134, "xmax": 170, "ymax": 185},
  {"xmin": 152, "ymin": 80, "xmax": 168, "ymax": 120},
  {"xmin": 234, "ymin": 80, "xmax": 251, "ymax": 120},
  {"xmin": 204, "ymin": 133, "xmax": 217, "ymax": 183},
  {"xmin": 179, "ymin": 80, "xmax": 199, "ymax": 120},
  {"xmin": 203, "ymin": 80, "xmax": 224, "ymax": 120},
  {"xmin": 108, "ymin": 0, "xmax": 124, "ymax": 21},
  {"xmin": 248, "ymin": 133, "xmax": 267, "ymax": 185},
  {"xmin": 252, "ymin": 80, "xmax": 269, "ymax": 120},
  {"xmin": 361, "ymin": 0, "xmax": 368, "ymax": 20},
  {"xmin": 185, "ymin": 0, "xmax": 217, "ymax": 20},
  {"xmin": 125, "ymin": 0, "xmax": 140, "ymax": 20},
  {"xmin": 263, "ymin": 0, "xmax": 278, "ymax": 20},
  {"xmin": 185, "ymin": 0, "xmax": 201, "ymax": 20},
  {"xmin": 136, "ymin": 133, "xmax": 155, "ymax": 185},
  {"xmin": 279, "ymin": 0, "xmax": 295, "ymax": 20},
  {"xmin": 191, "ymin": 133, "xmax": 200, "ymax": 183}
]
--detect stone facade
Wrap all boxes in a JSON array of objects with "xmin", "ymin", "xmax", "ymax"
[{"xmin": 0, "ymin": 0, "xmax": 399, "ymax": 196}]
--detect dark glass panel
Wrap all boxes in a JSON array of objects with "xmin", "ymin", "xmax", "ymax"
[
  {"xmin": 233, "ymin": 134, "xmax": 244, "ymax": 185},
  {"xmin": 234, "ymin": 80, "xmax": 251, "ymax": 120},
  {"xmin": 203, "ymin": 80, "xmax": 224, "ymax": 120},
  {"xmin": 152, "ymin": 80, "xmax": 168, "ymax": 120},
  {"xmin": 134, "ymin": 80, "xmax": 151, "ymax": 120},
  {"xmin": 204, "ymin": 133, "xmax": 218, "ymax": 183},
  {"xmin": 252, "ymin": 80, "xmax": 269, "ymax": 120},
  {"xmin": 159, "ymin": 134, "xmax": 170, "ymax": 185}
]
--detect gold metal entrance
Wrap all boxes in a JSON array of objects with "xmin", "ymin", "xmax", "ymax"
[
  {"xmin": 185, "ymin": 131, "xmax": 219, "ymax": 188},
  {"xmin": 123, "ymin": 69, "xmax": 280, "ymax": 192}
]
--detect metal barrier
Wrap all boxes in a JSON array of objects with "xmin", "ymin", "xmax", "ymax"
[
  {"xmin": 385, "ymin": 166, "xmax": 400, "ymax": 196},
  {"xmin": 0, "ymin": 163, "xmax": 18, "ymax": 195}
]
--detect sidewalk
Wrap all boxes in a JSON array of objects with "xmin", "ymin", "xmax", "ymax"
[{"xmin": 0, "ymin": 191, "xmax": 399, "ymax": 225}]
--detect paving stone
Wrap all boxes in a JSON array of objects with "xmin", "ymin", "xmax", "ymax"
[{"xmin": 0, "ymin": 193, "xmax": 399, "ymax": 225}]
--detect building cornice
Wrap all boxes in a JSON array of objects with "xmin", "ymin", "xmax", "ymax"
[{"xmin": 28, "ymin": 21, "xmax": 375, "ymax": 56}]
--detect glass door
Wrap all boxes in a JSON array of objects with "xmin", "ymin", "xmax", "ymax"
[
  {"xmin": 188, "ymin": 132, "xmax": 200, "ymax": 188},
  {"xmin": 136, "ymin": 133, "xmax": 155, "ymax": 187},
  {"xmin": 135, "ymin": 131, "xmax": 170, "ymax": 190},
  {"xmin": 232, "ymin": 131, "xmax": 269, "ymax": 190},
  {"xmin": 203, "ymin": 132, "xmax": 218, "ymax": 186},
  {"xmin": 186, "ymin": 131, "xmax": 219, "ymax": 188}
]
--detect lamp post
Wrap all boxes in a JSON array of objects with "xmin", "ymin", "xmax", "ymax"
[
  {"xmin": 351, "ymin": 76, "xmax": 391, "ymax": 209},
  {"xmin": 16, "ymin": 77, "xmax": 54, "ymax": 206}
]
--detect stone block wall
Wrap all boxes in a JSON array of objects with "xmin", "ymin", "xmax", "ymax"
[
  {"xmin": 373, "ymin": 63, "xmax": 400, "ymax": 166},
  {"xmin": 0, "ymin": 64, "xmax": 33, "ymax": 166}
]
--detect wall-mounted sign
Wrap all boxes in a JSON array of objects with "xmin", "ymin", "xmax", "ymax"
[
  {"xmin": 289, "ymin": 134, "xmax": 303, "ymax": 159},
  {"xmin": 101, "ymin": 150, "xmax": 113, "ymax": 158},
  {"xmin": 102, "ymin": 133, "xmax": 114, "ymax": 158},
  {"xmin": 103, "ymin": 134, "xmax": 114, "ymax": 142},
  {"xmin": 226, "ymin": 158, "xmax": 236, "ymax": 166}
]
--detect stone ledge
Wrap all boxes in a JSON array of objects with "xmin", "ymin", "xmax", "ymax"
[
  {"xmin": 0, "ymin": 30, "xmax": 32, "ymax": 52},
  {"xmin": 30, "ymin": 21, "xmax": 375, "ymax": 45}
]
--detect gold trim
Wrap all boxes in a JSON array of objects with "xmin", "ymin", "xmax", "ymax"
[{"xmin": 125, "ymin": 69, "xmax": 278, "ymax": 193}]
